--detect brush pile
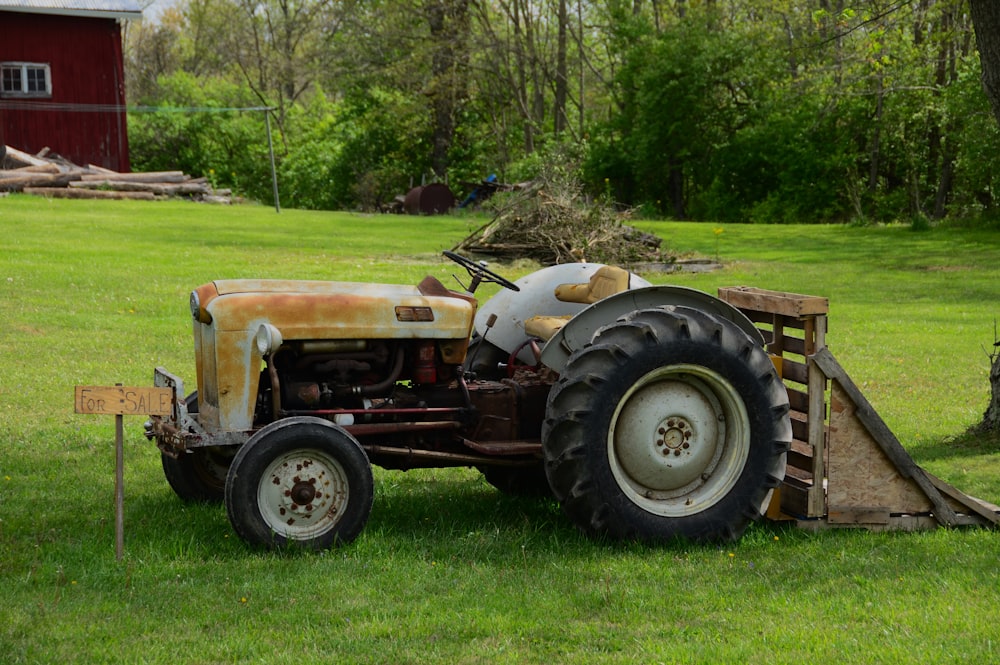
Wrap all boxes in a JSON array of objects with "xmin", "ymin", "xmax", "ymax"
[
  {"xmin": 0, "ymin": 145, "xmax": 232, "ymax": 203},
  {"xmin": 451, "ymin": 170, "xmax": 671, "ymax": 266}
]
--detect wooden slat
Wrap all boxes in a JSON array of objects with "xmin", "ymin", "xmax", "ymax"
[
  {"xmin": 787, "ymin": 386, "xmax": 809, "ymax": 413},
  {"xmin": 806, "ymin": 358, "xmax": 829, "ymax": 517},
  {"xmin": 782, "ymin": 359, "xmax": 809, "ymax": 385},
  {"xmin": 742, "ymin": 310, "xmax": 776, "ymax": 325},
  {"xmin": 794, "ymin": 515, "xmax": 940, "ymax": 533},
  {"xmin": 787, "ymin": 439, "xmax": 814, "ymax": 472},
  {"xmin": 719, "ymin": 286, "xmax": 829, "ymax": 317},
  {"xmin": 784, "ymin": 465, "xmax": 813, "ymax": 483},
  {"xmin": 779, "ymin": 335, "xmax": 808, "ymax": 357},
  {"xmin": 924, "ymin": 470, "xmax": 1000, "ymax": 526},
  {"xmin": 779, "ymin": 477, "xmax": 812, "ymax": 517},
  {"xmin": 790, "ymin": 411, "xmax": 809, "ymax": 443},
  {"xmin": 828, "ymin": 506, "xmax": 891, "ymax": 525}
]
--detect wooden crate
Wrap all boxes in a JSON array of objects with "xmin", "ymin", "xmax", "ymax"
[
  {"xmin": 719, "ymin": 286, "xmax": 998, "ymax": 530},
  {"xmin": 718, "ymin": 286, "xmax": 829, "ymax": 518}
]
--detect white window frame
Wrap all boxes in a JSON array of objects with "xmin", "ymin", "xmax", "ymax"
[{"xmin": 1, "ymin": 62, "xmax": 52, "ymax": 98}]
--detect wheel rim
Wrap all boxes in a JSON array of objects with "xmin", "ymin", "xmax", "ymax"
[
  {"xmin": 608, "ymin": 364, "xmax": 751, "ymax": 517},
  {"xmin": 256, "ymin": 448, "xmax": 351, "ymax": 540}
]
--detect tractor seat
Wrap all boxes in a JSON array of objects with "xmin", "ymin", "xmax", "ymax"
[
  {"xmin": 524, "ymin": 265, "xmax": 630, "ymax": 341},
  {"xmin": 417, "ymin": 275, "xmax": 477, "ymax": 305}
]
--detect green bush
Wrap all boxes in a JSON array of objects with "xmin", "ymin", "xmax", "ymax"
[
  {"xmin": 279, "ymin": 87, "xmax": 432, "ymax": 211},
  {"xmin": 129, "ymin": 72, "xmax": 273, "ymax": 202}
]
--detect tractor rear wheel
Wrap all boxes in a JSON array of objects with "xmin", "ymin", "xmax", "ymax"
[
  {"xmin": 542, "ymin": 307, "xmax": 790, "ymax": 543},
  {"xmin": 225, "ymin": 417, "xmax": 374, "ymax": 550}
]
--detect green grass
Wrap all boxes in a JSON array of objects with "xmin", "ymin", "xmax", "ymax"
[{"xmin": 2, "ymin": 195, "xmax": 1000, "ymax": 664}]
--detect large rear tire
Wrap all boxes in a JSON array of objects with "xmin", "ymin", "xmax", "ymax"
[
  {"xmin": 225, "ymin": 417, "xmax": 374, "ymax": 550},
  {"xmin": 542, "ymin": 307, "xmax": 790, "ymax": 543}
]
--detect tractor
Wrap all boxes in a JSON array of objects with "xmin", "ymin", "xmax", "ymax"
[{"xmin": 145, "ymin": 251, "xmax": 791, "ymax": 549}]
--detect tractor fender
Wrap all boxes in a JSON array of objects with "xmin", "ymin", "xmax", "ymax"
[
  {"xmin": 539, "ymin": 285, "xmax": 764, "ymax": 373},
  {"xmin": 475, "ymin": 263, "xmax": 651, "ymax": 363}
]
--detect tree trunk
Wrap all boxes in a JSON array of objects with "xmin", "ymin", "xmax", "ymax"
[
  {"xmin": 667, "ymin": 158, "xmax": 685, "ymax": 219},
  {"xmin": 427, "ymin": 0, "xmax": 469, "ymax": 179},
  {"xmin": 553, "ymin": 0, "xmax": 568, "ymax": 135},
  {"xmin": 983, "ymin": 346, "xmax": 1000, "ymax": 431},
  {"xmin": 971, "ymin": 1, "xmax": 1000, "ymax": 430},
  {"xmin": 971, "ymin": 0, "xmax": 1000, "ymax": 125}
]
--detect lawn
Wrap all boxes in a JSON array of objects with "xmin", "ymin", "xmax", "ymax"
[{"xmin": 1, "ymin": 195, "xmax": 999, "ymax": 664}]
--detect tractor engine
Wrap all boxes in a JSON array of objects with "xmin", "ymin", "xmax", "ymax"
[{"xmin": 258, "ymin": 339, "xmax": 463, "ymax": 418}]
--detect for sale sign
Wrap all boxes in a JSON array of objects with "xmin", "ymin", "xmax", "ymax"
[{"xmin": 74, "ymin": 385, "xmax": 173, "ymax": 416}]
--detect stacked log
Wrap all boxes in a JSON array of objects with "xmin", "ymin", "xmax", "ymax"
[{"xmin": 1, "ymin": 145, "xmax": 233, "ymax": 203}]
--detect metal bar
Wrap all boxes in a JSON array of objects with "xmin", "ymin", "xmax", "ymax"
[
  {"xmin": 264, "ymin": 110, "xmax": 280, "ymax": 213},
  {"xmin": 345, "ymin": 421, "xmax": 462, "ymax": 436},
  {"xmin": 283, "ymin": 407, "xmax": 465, "ymax": 417},
  {"xmin": 363, "ymin": 444, "xmax": 536, "ymax": 467}
]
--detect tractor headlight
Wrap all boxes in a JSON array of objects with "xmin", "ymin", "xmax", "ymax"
[
  {"xmin": 189, "ymin": 290, "xmax": 201, "ymax": 320},
  {"xmin": 189, "ymin": 289, "xmax": 214, "ymax": 324},
  {"xmin": 255, "ymin": 323, "xmax": 283, "ymax": 355}
]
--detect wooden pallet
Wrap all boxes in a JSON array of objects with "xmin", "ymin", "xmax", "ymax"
[
  {"xmin": 718, "ymin": 286, "xmax": 999, "ymax": 531},
  {"xmin": 719, "ymin": 286, "xmax": 829, "ymax": 519}
]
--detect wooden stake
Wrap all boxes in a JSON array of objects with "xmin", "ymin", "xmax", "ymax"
[
  {"xmin": 115, "ymin": 410, "xmax": 125, "ymax": 561},
  {"xmin": 74, "ymin": 384, "xmax": 173, "ymax": 560}
]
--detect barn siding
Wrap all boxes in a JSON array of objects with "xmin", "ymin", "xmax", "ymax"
[{"xmin": 0, "ymin": 11, "xmax": 130, "ymax": 170}]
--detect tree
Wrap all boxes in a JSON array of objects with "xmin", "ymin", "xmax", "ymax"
[
  {"xmin": 121, "ymin": 0, "xmax": 1000, "ymax": 221},
  {"xmin": 982, "ymin": 338, "xmax": 1000, "ymax": 433},
  {"xmin": 970, "ymin": 0, "xmax": 1000, "ymax": 431},
  {"xmin": 425, "ymin": 0, "xmax": 470, "ymax": 179},
  {"xmin": 970, "ymin": 0, "xmax": 1000, "ymax": 125}
]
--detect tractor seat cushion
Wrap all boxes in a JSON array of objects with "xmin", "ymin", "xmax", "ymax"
[
  {"xmin": 553, "ymin": 265, "xmax": 631, "ymax": 304},
  {"xmin": 524, "ymin": 315, "xmax": 572, "ymax": 341}
]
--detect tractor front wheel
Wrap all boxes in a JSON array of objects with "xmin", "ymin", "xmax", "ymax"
[
  {"xmin": 162, "ymin": 446, "xmax": 235, "ymax": 503},
  {"xmin": 161, "ymin": 391, "xmax": 234, "ymax": 503},
  {"xmin": 225, "ymin": 417, "xmax": 374, "ymax": 550},
  {"xmin": 542, "ymin": 307, "xmax": 790, "ymax": 543}
]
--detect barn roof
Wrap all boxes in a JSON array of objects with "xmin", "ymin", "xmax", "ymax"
[{"xmin": 0, "ymin": 0, "xmax": 142, "ymax": 20}]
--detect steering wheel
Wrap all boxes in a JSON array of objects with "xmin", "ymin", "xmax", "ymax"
[
  {"xmin": 505, "ymin": 337, "xmax": 543, "ymax": 378},
  {"xmin": 443, "ymin": 250, "xmax": 520, "ymax": 293}
]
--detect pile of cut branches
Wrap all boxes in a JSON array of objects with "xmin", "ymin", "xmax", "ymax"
[{"xmin": 452, "ymin": 170, "xmax": 672, "ymax": 266}]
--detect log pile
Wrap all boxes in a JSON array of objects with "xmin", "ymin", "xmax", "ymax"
[{"xmin": 0, "ymin": 145, "xmax": 232, "ymax": 203}]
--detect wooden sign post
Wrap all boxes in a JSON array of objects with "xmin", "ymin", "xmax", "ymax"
[{"xmin": 74, "ymin": 384, "xmax": 173, "ymax": 560}]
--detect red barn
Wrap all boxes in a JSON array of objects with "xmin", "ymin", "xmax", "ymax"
[{"xmin": 0, "ymin": 0, "xmax": 141, "ymax": 171}]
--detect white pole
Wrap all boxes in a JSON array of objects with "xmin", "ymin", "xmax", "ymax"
[{"xmin": 265, "ymin": 109, "xmax": 280, "ymax": 213}]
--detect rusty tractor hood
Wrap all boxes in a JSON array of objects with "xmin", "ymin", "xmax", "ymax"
[{"xmin": 191, "ymin": 279, "xmax": 476, "ymax": 341}]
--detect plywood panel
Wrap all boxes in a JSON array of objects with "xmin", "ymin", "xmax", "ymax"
[{"xmin": 826, "ymin": 383, "xmax": 934, "ymax": 518}]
